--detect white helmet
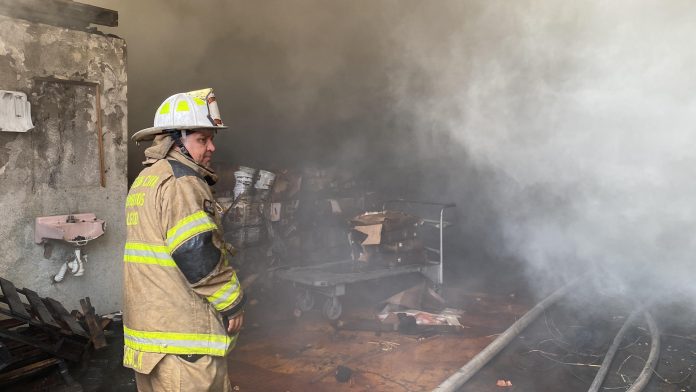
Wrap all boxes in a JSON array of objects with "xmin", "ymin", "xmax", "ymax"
[{"xmin": 132, "ymin": 88, "xmax": 228, "ymax": 142}]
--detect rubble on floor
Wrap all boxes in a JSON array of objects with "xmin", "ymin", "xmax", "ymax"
[{"xmin": 0, "ymin": 277, "xmax": 110, "ymax": 389}]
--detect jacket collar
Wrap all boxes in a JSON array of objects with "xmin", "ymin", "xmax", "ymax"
[{"xmin": 143, "ymin": 134, "xmax": 219, "ymax": 185}]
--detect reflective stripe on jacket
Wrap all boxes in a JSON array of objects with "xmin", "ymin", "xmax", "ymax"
[{"xmin": 123, "ymin": 140, "xmax": 244, "ymax": 372}]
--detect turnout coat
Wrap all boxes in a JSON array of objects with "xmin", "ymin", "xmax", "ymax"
[{"xmin": 122, "ymin": 135, "xmax": 245, "ymax": 374}]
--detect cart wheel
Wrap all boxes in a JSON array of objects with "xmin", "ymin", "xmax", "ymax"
[
  {"xmin": 296, "ymin": 290, "xmax": 315, "ymax": 312},
  {"xmin": 322, "ymin": 297, "xmax": 342, "ymax": 320}
]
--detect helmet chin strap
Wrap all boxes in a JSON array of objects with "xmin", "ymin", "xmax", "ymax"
[{"xmin": 170, "ymin": 130, "xmax": 195, "ymax": 161}]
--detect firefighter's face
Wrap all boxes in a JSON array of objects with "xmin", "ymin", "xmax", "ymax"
[{"xmin": 183, "ymin": 129, "xmax": 216, "ymax": 167}]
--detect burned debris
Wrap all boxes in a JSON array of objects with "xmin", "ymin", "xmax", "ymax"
[{"xmin": 0, "ymin": 277, "xmax": 108, "ymax": 388}]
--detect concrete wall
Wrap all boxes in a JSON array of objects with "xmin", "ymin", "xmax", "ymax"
[{"xmin": 0, "ymin": 14, "xmax": 127, "ymax": 313}]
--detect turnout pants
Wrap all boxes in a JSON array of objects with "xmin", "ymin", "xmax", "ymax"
[{"xmin": 135, "ymin": 354, "xmax": 232, "ymax": 392}]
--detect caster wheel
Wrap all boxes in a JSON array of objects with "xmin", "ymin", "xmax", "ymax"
[
  {"xmin": 323, "ymin": 297, "xmax": 342, "ymax": 320},
  {"xmin": 296, "ymin": 290, "xmax": 315, "ymax": 312}
]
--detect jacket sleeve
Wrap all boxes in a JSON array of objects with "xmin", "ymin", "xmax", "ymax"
[{"xmin": 160, "ymin": 176, "xmax": 245, "ymax": 319}]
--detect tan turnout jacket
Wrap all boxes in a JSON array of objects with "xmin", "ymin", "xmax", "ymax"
[{"xmin": 122, "ymin": 135, "xmax": 244, "ymax": 374}]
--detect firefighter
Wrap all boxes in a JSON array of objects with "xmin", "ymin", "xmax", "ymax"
[{"xmin": 123, "ymin": 88, "xmax": 245, "ymax": 391}]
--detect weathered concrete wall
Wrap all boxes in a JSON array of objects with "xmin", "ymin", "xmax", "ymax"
[{"xmin": 0, "ymin": 14, "xmax": 127, "ymax": 313}]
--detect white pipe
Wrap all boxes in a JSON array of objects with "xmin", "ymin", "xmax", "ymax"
[
  {"xmin": 433, "ymin": 276, "xmax": 584, "ymax": 392},
  {"xmin": 53, "ymin": 262, "xmax": 69, "ymax": 282},
  {"xmin": 73, "ymin": 248, "xmax": 85, "ymax": 277},
  {"xmin": 53, "ymin": 248, "xmax": 86, "ymax": 282}
]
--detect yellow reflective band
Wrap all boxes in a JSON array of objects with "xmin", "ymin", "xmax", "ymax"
[
  {"xmin": 159, "ymin": 101, "xmax": 171, "ymax": 115},
  {"xmin": 193, "ymin": 97, "xmax": 206, "ymax": 106},
  {"xmin": 167, "ymin": 211, "xmax": 211, "ymax": 238},
  {"xmin": 207, "ymin": 274, "xmax": 242, "ymax": 311},
  {"xmin": 176, "ymin": 100, "xmax": 190, "ymax": 112},
  {"xmin": 166, "ymin": 211, "xmax": 217, "ymax": 251},
  {"xmin": 123, "ymin": 325, "xmax": 235, "ymax": 356},
  {"xmin": 126, "ymin": 212, "xmax": 139, "ymax": 226},
  {"xmin": 123, "ymin": 242, "xmax": 176, "ymax": 267}
]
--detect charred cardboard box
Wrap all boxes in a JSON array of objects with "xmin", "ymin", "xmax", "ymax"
[{"xmin": 350, "ymin": 211, "xmax": 426, "ymax": 268}]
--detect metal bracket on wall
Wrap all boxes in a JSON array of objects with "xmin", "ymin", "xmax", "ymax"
[
  {"xmin": 0, "ymin": 90, "xmax": 34, "ymax": 132},
  {"xmin": 33, "ymin": 77, "xmax": 106, "ymax": 188}
]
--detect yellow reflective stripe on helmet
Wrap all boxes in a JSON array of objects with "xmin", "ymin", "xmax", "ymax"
[
  {"xmin": 193, "ymin": 97, "xmax": 206, "ymax": 106},
  {"xmin": 175, "ymin": 100, "xmax": 190, "ymax": 112},
  {"xmin": 159, "ymin": 101, "xmax": 171, "ymax": 115},
  {"xmin": 123, "ymin": 242, "xmax": 176, "ymax": 267},
  {"xmin": 123, "ymin": 325, "xmax": 235, "ymax": 356},
  {"xmin": 166, "ymin": 211, "xmax": 217, "ymax": 252},
  {"xmin": 207, "ymin": 274, "xmax": 242, "ymax": 311}
]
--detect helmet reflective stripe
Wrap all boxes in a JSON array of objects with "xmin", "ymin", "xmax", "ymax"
[
  {"xmin": 175, "ymin": 100, "xmax": 190, "ymax": 112},
  {"xmin": 153, "ymin": 89, "xmax": 222, "ymax": 130},
  {"xmin": 159, "ymin": 101, "xmax": 171, "ymax": 115}
]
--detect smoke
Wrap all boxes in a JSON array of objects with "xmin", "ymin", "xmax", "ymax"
[
  {"xmin": 386, "ymin": 0, "xmax": 696, "ymax": 297},
  {"xmin": 85, "ymin": 0, "xmax": 696, "ymax": 298}
]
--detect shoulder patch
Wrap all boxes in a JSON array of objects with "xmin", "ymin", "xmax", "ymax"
[{"xmin": 167, "ymin": 159, "xmax": 202, "ymax": 180}]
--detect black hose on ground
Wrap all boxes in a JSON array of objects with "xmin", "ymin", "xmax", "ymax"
[
  {"xmin": 588, "ymin": 309, "xmax": 642, "ymax": 392},
  {"xmin": 432, "ymin": 276, "xmax": 584, "ymax": 392},
  {"xmin": 588, "ymin": 308, "xmax": 660, "ymax": 392}
]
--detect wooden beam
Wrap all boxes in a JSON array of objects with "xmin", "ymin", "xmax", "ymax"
[
  {"xmin": 0, "ymin": 279, "xmax": 31, "ymax": 320},
  {"xmin": 0, "ymin": 0, "xmax": 118, "ymax": 29},
  {"xmin": 80, "ymin": 297, "xmax": 107, "ymax": 349},
  {"xmin": 44, "ymin": 298, "xmax": 88, "ymax": 338},
  {"xmin": 20, "ymin": 289, "xmax": 62, "ymax": 329},
  {"xmin": 0, "ymin": 358, "xmax": 60, "ymax": 384}
]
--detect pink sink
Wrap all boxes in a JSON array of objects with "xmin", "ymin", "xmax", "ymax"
[{"xmin": 35, "ymin": 213, "xmax": 106, "ymax": 245}]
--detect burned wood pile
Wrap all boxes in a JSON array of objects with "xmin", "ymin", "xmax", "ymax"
[{"xmin": 0, "ymin": 277, "xmax": 107, "ymax": 387}]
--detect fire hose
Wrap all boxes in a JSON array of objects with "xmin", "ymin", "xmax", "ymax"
[
  {"xmin": 432, "ymin": 276, "xmax": 584, "ymax": 392},
  {"xmin": 627, "ymin": 311, "xmax": 660, "ymax": 392},
  {"xmin": 588, "ymin": 309, "xmax": 660, "ymax": 392}
]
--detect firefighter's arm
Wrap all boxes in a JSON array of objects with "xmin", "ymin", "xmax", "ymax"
[{"xmin": 162, "ymin": 176, "xmax": 246, "ymax": 320}]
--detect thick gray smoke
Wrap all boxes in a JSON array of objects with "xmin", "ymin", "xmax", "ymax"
[{"xmin": 86, "ymin": 0, "xmax": 696, "ymax": 298}]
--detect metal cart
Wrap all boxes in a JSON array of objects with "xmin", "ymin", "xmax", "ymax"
[{"xmin": 274, "ymin": 200, "xmax": 455, "ymax": 320}]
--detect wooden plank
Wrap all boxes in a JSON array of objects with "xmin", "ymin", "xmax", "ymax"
[
  {"xmin": 0, "ymin": 0, "xmax": 118, "ymax": 29},
  {"xmin": 20, "ymin": 289, "xmax": 61, "ymax": 329},
  {"xmin": 80, "ymin": 297, "xmax": 106, "ymax": 349},
  {"xmin": 0, "ymin": 329, "xmax": 81, "ymax": 362},
  {"xmin": 0, "ymin": 329, "xmax": 56, "ymax": 357},
  {"xmin": 96, "ymin": 84, "xmax": 106, "ymax": 187},
  {"xmin": 0, "ymin": 358, "xmax": 60, "ymax": 384},
  {"xmin": 44, "ymin": 298, "xmax": 87, "ymax": 337},
  {"xmin": 0, "ymin": 341, "xmax": 12, "ymax": 371},
  {"xmin": 0, "ymin": 318, "xmax": 25, "ymax": 329},
  {"xmin": 0, "ymin": 279, "xmax": 31, "ymax": 320}
]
